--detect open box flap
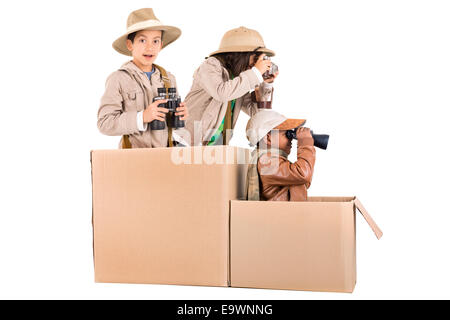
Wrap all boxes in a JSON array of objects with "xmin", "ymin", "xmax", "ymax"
[{"xmin": 354, "ymin": 198, "xmax": 383, "ymax": 240}]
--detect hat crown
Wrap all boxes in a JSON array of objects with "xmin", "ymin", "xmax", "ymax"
[
  {"xmin": 219, "ymin": 26, "xmax": 266, "ymax": 51},
  {"xmin": 127, "ymin": 8, "xmax": 159, "ymax": 28},
  {"xmin": 209, "ymin": 26, "xmax": 275, "ymax": 57},
  {"xmin": 246, "ymin": 110, "xmax": 287, "ymax": 146}
]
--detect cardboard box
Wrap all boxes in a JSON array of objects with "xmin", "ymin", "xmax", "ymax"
[
  {"xmin": 230, "ymin": 197, "xmax": 382, "ymax": 293},
  {"xmin": 91, "ymin": 146, "xmax": 249, "ymax": 286}
]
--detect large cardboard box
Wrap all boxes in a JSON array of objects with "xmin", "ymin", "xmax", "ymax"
[
  {"xmin": 91, "ymin": 146, "xmax": 249, "ymax": 286},
  {"xmin": 230, "ymin": 197, "xmax": 382, "ymax": 293}
]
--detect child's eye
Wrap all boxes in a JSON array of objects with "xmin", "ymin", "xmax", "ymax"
[
  {"xmin": 153, "ymin": 39, "xmax": 160, "ymax": 44},
  {"xmin": 140, "ymin": 39, "xmax": 146, "ymax": 43}
]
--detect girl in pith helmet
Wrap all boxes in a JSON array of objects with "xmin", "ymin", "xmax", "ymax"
[
  {"xmin": 182, "ymin": 26, "xmax": 278, "ymax": 146},
  {"xmin": 98, "ymin": 8, "xmax": 189, "ymax": 148}
]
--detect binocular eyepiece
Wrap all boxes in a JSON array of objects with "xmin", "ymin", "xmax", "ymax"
[
  {"xmin": 150, "ymin": 87, "xmax": 185, "ymax": 130},
  {"xmin": 286, "ymin": 129, "xmax": 330, "ymax": 150}
]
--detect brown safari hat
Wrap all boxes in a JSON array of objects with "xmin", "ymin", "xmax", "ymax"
[
  {"xmin": 113, "ymin": 8, "xmax": 181, "ymax": 56},
  {"xmin": 274, "ymin": 119, "xmax": 306, "ymax": 130},
  {"xmin": 209, "ymin": 26, "xmax": 275, "ymax": 57}
]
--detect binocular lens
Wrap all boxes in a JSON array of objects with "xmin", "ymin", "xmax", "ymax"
[
  {"xmin": 286, "ymin": 129, "xmax": 329, "ymax": 150},
  {"xmin": 311, "ymin": 133, "xmax": 329, "ymax": 150}
]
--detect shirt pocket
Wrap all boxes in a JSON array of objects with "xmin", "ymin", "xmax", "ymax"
[{"xmin": 123, "ymin": 90, "xmax": 145, "ymax": 112}]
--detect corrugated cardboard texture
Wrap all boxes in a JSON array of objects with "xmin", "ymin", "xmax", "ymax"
[
  {"xmin": 91, "ymin": 146, "xmax": 249, "ymax": 286},
  {"xmin": 230, "ymin": 198, "xmax": 357, "ymax": 293}
]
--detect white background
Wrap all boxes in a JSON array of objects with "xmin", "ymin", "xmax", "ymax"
[{"xmin": 0, "ymin": 0, "xmax": 449, "ymax": 299}]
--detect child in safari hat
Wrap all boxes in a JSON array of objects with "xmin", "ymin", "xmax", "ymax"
[
  {"xmin": 98, "ymin": 8, "xmax": 189, "ymax": 148},
  {"xmin": 182, "ymin": 26, "xmax": 278, "ymax": 146},
  {"xmin": 245, "ymin": 110, "xmax": 316, "ymax": 201}
]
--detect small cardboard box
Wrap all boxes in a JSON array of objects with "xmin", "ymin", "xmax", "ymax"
[
  {"xmin": 230, "ymin": 197, "xmax": 382, "ymax": 293},
  {"xmin": 91, "ymin": 146, "xmax": 249, "ymax": 286}
]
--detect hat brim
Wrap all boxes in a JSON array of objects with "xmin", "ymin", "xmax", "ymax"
[
  {"xmin": 210, "ymin": 45, "xmax": 275, "ymax": 57},
  {"xmin": 274, "ymin": 119, "xmax": 306, "ymax": 130},
  {"xmin": 113, "ymin": 25, "xmax": 181, "ymax": 56}
]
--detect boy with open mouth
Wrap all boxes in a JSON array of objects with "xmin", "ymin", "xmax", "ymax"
[{"xmin": 98, "ymin": 8, "xmax": 189, "ymax": 148}]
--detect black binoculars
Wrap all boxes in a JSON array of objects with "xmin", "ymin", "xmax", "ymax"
[
  {"xmin": 150, "ymin": 87, "xmax": 185, "ymax": 130},
  {"xmin": 286, "ymin": 129, "xmax": 329, "ymax": 150}
]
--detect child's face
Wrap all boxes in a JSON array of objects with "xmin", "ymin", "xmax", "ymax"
[
  {"xmin": 267, "ymin": 130, "xmax": 292, "ymax": 155},
  {"xmin": 126, "ymin": 30, "xmax": 163, "ymax": 72},
  {"xmin": 248, "ymin": 53, "xmax": 263, "ymax": 69}
]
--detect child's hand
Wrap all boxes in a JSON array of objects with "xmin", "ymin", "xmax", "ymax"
[
  {"xmin": 264, "ymin": 71, "xmax": 279, "ymax": 83},
  {"xmin": 175, "ymin": 102, "xmax": 189, "ymax": 120},
  {"xmin": 297, "ymin": 127, "xmax": 314, "ymax": 146},
  {"xmin": 254, "ymin": 54, "xmax": 272, "ymax": 75},
  {"xmin": 143, "ymin": 99, "xmax": 169, "ymax": 123}
]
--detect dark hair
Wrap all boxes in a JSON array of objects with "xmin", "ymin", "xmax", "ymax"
[
  {"xmin": 212, "ymin": 51, "xmax": 263, "ymax": 78},
  {"xmin": 127, "ymin": 32, "xmax": 137, "ymax": 43},
  {"xmin": 127, "ymin": 30, "xmax": 164, "ymax": 43}
]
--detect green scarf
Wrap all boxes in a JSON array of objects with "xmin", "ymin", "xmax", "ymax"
[
  {"xmin": 208, "ymin": 73, "xmax": 236, "ymax": 146},
  {"xmin": 245, "ymin": 148, "xmax": 289, "ymax": 201},
  {"xmin": 207, "ymin": 99, "xmax": 236, "ymax": 146}
]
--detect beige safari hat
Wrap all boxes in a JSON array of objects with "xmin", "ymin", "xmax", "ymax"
[
  {"xmin": 113, "ymin": 8, "xmax": 181, "ymax": 56},
  {"xmin": 209, "ymin": 26, "xmax": 275, "ymax": 57},
  {"xmin": 246, "ymin": 110, "xmax": 306, "ymax": 146}
]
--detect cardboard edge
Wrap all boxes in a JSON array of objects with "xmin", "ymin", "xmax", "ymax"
[
  {"xmin": 223, "ymin": 162, "xmax": 231, "ymax": 288},
  {"xmin": 228, "ymin": 200, "xmax": 232, "ymax": 287},
  {"xmin": 353, "ymin": 197, "xmax": 383, "ymax": 240},
  {"xmin": 337, "ymin": 202, "xmax": 356, "ymax": 292},
  {"xmin": 229, "ymin": 284, "xmax": 354, "ymax": 293},
  {"xmin": 90, "ymin": 150, "xmax": 96, "ymax": 281}
]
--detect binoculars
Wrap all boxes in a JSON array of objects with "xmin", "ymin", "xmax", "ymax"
[
  {"xmin": 150, "ymin": 87, "xmax": 185, "ymax": 130},
  {"xmin": 286, "ymin": 129, "xmax": 330, "ymax": 150},
  {"xmin": 262, "ymin": 55, "xmax": 278, "ymax": 80}
]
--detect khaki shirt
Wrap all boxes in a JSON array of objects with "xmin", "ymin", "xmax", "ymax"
[
  {"xmin": 98, "ymin": 61, "xmax": 180, "ymax": 148},
  {"xmin": 183, "ymin": 57, "xmax": 272, "ymax": 145}
]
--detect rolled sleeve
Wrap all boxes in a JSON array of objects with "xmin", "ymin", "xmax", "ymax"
[
  {"xmin": 137, "ymin": 111, "xmax": 148, "ymax": 131},
  {"xmin": 252, "ymin": 67, "xmax": 264, "ymax": 83}
]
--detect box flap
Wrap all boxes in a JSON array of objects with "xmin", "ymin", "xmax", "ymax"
[{"xmin": 354, "ymin": 198, "xmax": 383, "ymax": 240}]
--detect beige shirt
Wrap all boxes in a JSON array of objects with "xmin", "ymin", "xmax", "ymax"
[
  {"xmin": 98, "ymin": 61, "xmax": 182, "ymax": 148},
  {"xmin": 182, "ymin": 57, "xmax": 273, "ymax": 145}
]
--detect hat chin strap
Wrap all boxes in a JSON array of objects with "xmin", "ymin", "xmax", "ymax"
[{"xmin": 127, "ymin": 19, "xmax": 163, "ymax": 33}]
